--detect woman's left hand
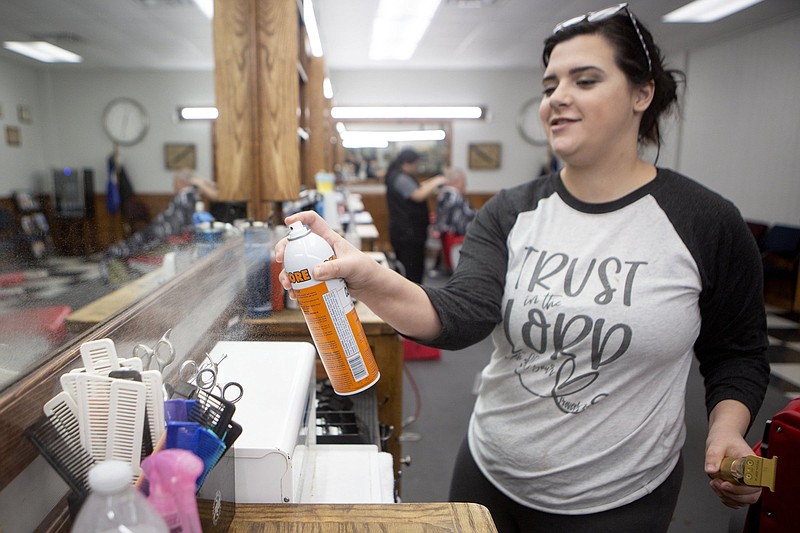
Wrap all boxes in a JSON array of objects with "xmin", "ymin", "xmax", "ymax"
[{"xmin": 705, "ymin": 421, "xmax": 761, "ymax": 509}]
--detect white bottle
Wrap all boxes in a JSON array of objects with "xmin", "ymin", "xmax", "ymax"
[
  {"xmin": 71, "ymin": 460, "xmax": 168, "ymax": 533},
  {"xmin": 284, "ymin": 221, "xmax": 380, "ymax": 395}
]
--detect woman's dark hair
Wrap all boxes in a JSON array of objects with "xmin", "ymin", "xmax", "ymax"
[
  {"xmin": 385, "ymin": 148, "xmax": 421, "ymax": 180},
  {"xmin": 542, "ymin": 12, "xmax": 685, "ymax": 150}
]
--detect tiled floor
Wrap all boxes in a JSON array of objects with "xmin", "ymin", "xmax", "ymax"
[{"xmin": 765, "ymin": 304, "xmax": 800, "ymax": 399}]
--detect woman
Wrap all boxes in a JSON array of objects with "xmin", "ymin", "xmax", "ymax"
[
  {"xmin": 276, "ymin": 5, "xmax": 769, "ymax": 532},
  {"xmin": 384, "ymin": 148, "xmax": 447, "ymax": 283},
  {"xmin": 436, "ymin": 167, "xmax": 476, "ymax": 237}
]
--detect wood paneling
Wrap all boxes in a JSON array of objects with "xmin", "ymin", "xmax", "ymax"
[
  {"xmin": 213, "ymin": 0, "xmax": 259, "ymax": 207},
  {"xmin": 305, "ymin": 56, "xmax": 328, "ymax": 185},
  {"xmin": 214, "ymin": 0, "xmax": 301, "ymax": 221}
]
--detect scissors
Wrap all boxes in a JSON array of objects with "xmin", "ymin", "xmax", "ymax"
[
  {"xmin": 179, "ymin": 352, "xmax": 244, "ymax": 404},
  {"xmin": 132, "ymin": 328, "xmax": 176, "ymax": 374}
]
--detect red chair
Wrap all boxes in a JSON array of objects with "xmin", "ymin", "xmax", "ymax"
[
  {"xmin": 0, "ymin": 305, "xmax": 73, "ymax": 347},
  {"xmin": 441, "ymin": 232, "xmax": 465, "ymax": 271}
]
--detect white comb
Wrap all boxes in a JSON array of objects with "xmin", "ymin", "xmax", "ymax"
[
  {"xmin": 140, "ymin": 370, "xmax": 166, "ymax": 449},
  {"xmin": 76, "ymin": 373, "xmax": 115, "ymax": 459},
  {"xmin": 79, "ymin": 338, "xmax": 120, "ymax": 375},
  {"xmin": 43, "ymin": 392, "xmax": 81, "ymax": 444},
  {"xmin": 106, "ymin": 378, "xmax": 147, "ymax": 477}
]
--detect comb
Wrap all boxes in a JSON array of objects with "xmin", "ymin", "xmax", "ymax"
[
  {"xmin": 108, "ymin": 369, "xmax": 154, "ymax": 459},
  {"xmin": 76, "ymin": 373, "xmax": 114, "ymax": 458},
  {"xmin": 105, "ymin": 378, "xmax": 147, "ymax": 477},
  {"xmin": 189, "ymin": 388, "xmax": 236, "ymax": 439},
  {"xmin": 26, "ymin": 392, "xmax": 96, "ymax": 501},
  {"xmin": 194, "ymin": 427, "xmax": 226, "ymax": 490},
  {"xmin": 140, "ymin": 370, "xmax": 166, "ymax": 449},
  {"xmin": 79, "ymin": 338, "xmax": 120, "ymax": 374}
]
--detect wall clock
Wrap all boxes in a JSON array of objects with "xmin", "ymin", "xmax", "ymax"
[
  {"xmin": 164, "ymin": 143, "xmax": 197, "ymax": 170},
  {"xmin": 468, "ymin": 143, "xmax": 501, "ymax": 170},
  {"xmin": 516, "ymin": 96, "xmax": 548, "ymax": 146},
  {"xmin": 102, "ymin": 97, "xmax": 149, "ymax": 146}
]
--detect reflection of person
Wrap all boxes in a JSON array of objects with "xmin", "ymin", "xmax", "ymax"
[
  {"xmin": 104, "ymin": 168, "xmax": 218, "ymax": 262},
  {"xmin": 436, "ymin": 167, "xmax": 475, "ymax": 236},
  {"xmin": 172, "ymin": 167, "xmax": 219, "ymax": 203},
  {"xmin": 277, "ymin": 5, "xmax": 769, "ymax": 531},
  {"xmin": 384, "ymin": 149, "xmax": 446, "ymax": 283}
]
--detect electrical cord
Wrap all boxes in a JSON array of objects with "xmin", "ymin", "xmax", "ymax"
[{"xmin": 402, "ymin": 362, "xmax": 422, "ymax": 429}]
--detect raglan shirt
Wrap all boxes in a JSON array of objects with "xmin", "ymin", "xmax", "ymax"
[{"xmin": 421, "ymin": 168, "xmax": 769, "ymax": 514}]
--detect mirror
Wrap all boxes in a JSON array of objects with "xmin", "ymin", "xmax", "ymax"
[{"xmin": 338, "ymin": 121, "xmax": 452, "ymax": 181}]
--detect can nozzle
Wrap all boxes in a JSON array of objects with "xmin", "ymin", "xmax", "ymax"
[{"xmin": 288, "ymin": 221, "xmax": 311, "ymax": 239}]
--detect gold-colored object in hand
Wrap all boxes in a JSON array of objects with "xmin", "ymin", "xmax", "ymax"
[{"xmin": 714, "ymin": 455, "xmax": 777, "ymax": 492}]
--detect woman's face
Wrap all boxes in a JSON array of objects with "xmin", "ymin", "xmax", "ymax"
[
  {"xmin": 401, "ymin": 160, "xmax": 418, "ymax": 174},
  {"xmin": 539, "ymin": 34, "xmax": 650, "ymax": 167}
]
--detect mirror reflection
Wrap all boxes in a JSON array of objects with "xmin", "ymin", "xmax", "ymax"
[{"xmin": 338, "ymin": 121, "xmax": 451, "ymax": 181}]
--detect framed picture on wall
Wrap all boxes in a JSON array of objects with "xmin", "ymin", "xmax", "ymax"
[
  {"xmin": 164, "ymin": 143, "xmax": 197, "ymax": 170},
  {"xmin": 17, "ymin": 104, "xmax": 32, "ymax": 124},
  {"xmin": 468, "ymin": 143, "xmax": 501, "ymax": 170},
  {"xmin": 6, "ymin": 126, "xmax": 21, "ymax": 146}
]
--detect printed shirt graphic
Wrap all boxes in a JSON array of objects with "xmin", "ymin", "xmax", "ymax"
[
  {"xmin": 477, "ymin": 190, "xmax": 699, "ymax": 513},
  {"xmin": 422, "ymin": 169, "xmax": 769, "ymax": 514}
]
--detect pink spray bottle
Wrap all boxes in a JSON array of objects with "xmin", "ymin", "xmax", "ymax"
[{"xmin": 141, "ymin": 449, "xmax": 204, "ymax": 533}]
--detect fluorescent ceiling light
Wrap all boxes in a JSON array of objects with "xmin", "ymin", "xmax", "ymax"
[
  {"xmin": 343, "ymin": 138, "xmax": 390, "ymax": 149},
  {"xmin": 3, "ymin": 41, "xmax": 82, "ymax": 63},
  {"xmin": 323, "ymin": 77, "xmax": 334, "ymax": 99},
  {"xmin": 304, "ymin": 0, "xmax": 324, "ymax": 57},
  {"xmin": 341, "ymin": 129, "xmax": 446, "ymax": 149},
  {"xmin": 179, "ymin": 106, "xmax": 218, "ymax": 120},
  {"xmin": 331, "ymin": 106, "xmax": 483, "ymax": 120},
  {"xmin": 342, "ymin": 129, "xmax": 446, "ymax": 142},
  {"xmin": 369, "ymin": 0, "xmax": 442, "ymax": 60},
  {"xmin": 662, "ymin": 0, "xmax": 765, "ymax": 23},
  {"xmin": 192, "ymin": 0, "xmax": 213, "ymax": 19}
]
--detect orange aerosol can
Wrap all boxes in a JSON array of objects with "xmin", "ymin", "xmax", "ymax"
[{"xmin": 284, "ymin": 221, "xmax": 380, "ymax": 395}]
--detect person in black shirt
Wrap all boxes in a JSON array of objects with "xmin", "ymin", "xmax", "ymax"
[{"xmin": 384, "ymin": 149, "xmax": 446, "ymax": 283}]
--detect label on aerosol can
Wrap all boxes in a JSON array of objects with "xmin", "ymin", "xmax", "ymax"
[{"xmin": 284, "ymin": 221, "xmax": 380, "ymax": 395}]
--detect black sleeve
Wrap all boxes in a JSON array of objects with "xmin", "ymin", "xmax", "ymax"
[
  {"xmin": 653, "ymin": 171, "xmax": 769, "ymax": 423},
  {"xmin": 420, "ymin": 185, "xmax": 532, "ymax": 350}
]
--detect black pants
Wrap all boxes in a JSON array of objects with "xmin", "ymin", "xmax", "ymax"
[
  {"xmin": 391, "ymin": 235, "xmax": 426, "ymax": 284},
  {"xmin": 448, "ymin": 437, "xmax": 684, "ymax": 533}
]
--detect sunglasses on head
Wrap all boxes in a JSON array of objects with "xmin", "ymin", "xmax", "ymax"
[{"xmin": 553, "ymin": 3, "xmax": 652, "ymax": 73}]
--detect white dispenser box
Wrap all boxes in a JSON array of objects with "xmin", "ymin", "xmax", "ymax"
[
  {"xmin": 209, "ymin": 341, "xmax": 316, "ymax": 503},
  {"xmin": 210, "ymin": 340, "xmax": 395, "ymax": 504}
]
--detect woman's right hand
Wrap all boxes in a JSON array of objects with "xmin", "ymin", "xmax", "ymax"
[
  {"xmin": 277, "ymin": 210, "xmax": 442, "ymax": 340},
  {"xmin": 275, "ymin": 210, "xmax": 382, "ymax": 300}
]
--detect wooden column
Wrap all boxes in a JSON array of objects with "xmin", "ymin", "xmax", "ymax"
[
  {"xmin": 214, "ymin": 0, "xmax": 301, "ymax": 221},
  {"xmin": 305, "ymin": 56, "xmax": 328, "ymax": 185}
]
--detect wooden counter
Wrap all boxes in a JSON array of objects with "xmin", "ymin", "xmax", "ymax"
[
  {"xmin": 65, "ymin": 268, "xmax": 165, "ymax": 333},
  {"xmin": 245, "ymin": 302, "xmax": 403, "ymax": 478},
  {"xmin": 222, "ymin": 503, "xmax": 498, "ymax": 532}
]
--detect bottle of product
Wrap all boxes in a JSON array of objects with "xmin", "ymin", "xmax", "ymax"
[
  {"xmin": 141, "ymin": 449, "xmax": 204, "ymax": 533},
  {"xmin": 192, "ymin": 200, "xmax": 214, "ymax": 225},
  {"xmin": 244, "ymin": 221, "xmax": 273, "ymax": 318},
  {"xmin": 71, "ymin": 460, "xmax": 168, "ymax": 533},
  {"xmin": 284, "ymin": 221, "xmax": 380, "ymax": 395}
]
